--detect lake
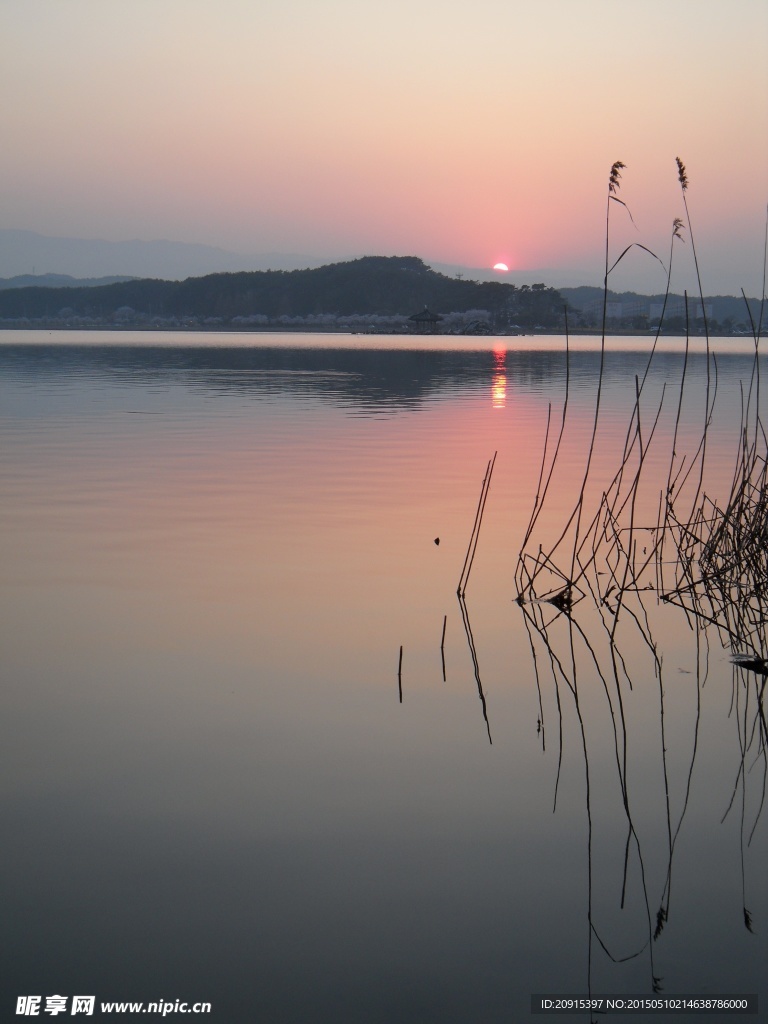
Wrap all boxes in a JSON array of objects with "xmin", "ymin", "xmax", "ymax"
[{"xmin": 1, "ymin": 331, "xmax": 766, "ymax": 1023}]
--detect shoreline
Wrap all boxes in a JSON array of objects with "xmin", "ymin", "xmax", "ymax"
[{"xmin": 0, "ymin": 323, "xmax": 752, "ymax": 338}]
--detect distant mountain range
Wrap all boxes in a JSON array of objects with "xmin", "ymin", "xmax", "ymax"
[
  {"xmin": 0, "ymin": 272, "xmax": 136, "ymax": 290},
  {"xmin": 0, "ymin": 229, "xmax": 328, "ymax": 282},
  {"xmin": 0, "ymin": 255, "xmax": 565, "ymax": 328},
  {"xmin": 558, "ymin": 286, "xmax": 763, "ymax": 327},
  {"xmin": 0, "ymin": 228, "xmax": 589, "ymax": 288},
  {"xmin": 0, "ymin": 231, "xmax": 760, "ymax": 331}
]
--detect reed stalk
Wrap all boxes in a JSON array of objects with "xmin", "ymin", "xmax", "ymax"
[{"xmin": 458, "ymin": 452, "xmax": 497, "ymax": 596}]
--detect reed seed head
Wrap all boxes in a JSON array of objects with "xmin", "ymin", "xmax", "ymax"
[
  {"xmin": 675, "ymin": 157, "xmax": 688, "ymax": 192},
  {"xmin": 672, "ymin": 217, "xmax": 685, "ymax": 241},
  {"xmin": 609, "ymin": 161, "xmax": 626, "ymax": 194}
]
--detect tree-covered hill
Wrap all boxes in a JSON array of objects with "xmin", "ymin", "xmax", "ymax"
[{"xmin": 0, "ymin": 255, "xmax": 564, "ymax": 327}]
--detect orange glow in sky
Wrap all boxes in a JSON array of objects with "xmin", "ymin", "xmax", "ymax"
[{"xmin": 0, "ymin": 0, "xmax": 766, "ymax": 292}]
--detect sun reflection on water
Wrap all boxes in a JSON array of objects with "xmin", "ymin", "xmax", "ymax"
[{"xmin": 492, "ymin": 343, "xmax": 507, "ymax": 409}]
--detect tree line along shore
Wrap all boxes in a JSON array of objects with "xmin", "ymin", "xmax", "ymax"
[{"xmin": 0, "ymin": 255, "xmax": 760, "ymax": 335}]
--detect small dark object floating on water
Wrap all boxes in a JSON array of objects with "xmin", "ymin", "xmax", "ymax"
[
  {"xmin": 548, "ymin": 586, "xmax": 573, "ymax": 612},
  {"xmin": 731, "ymin": 654, "xmax": 768, "ymax": 676}
]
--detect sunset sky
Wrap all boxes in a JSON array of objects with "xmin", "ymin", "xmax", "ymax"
[{"xmin": 1, "ymin": 0, "xmax": 767, "ymax": 293}]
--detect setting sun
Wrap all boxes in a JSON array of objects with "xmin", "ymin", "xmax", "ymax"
[{"xmin": 493, "ymin": 263, "xmax": 509, "ymax": 272}]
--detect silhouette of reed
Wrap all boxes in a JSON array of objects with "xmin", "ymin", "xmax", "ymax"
[
  {"xmin": 519, "ymin": 585, "xmax": 662, "ymax": 998},
  {"xmin": 458, "ymin": 591, "xmax": 493, "ymax": 744},
  {"xmin": 513, "ymin": 159, "xmax": 766, "ymax": 996},
  {"xmin": 515, "ymin": 160, "xmax": 669, "ymax": 610},
  {"xmin": 444, "ymin": 454, "xmax": 498, "ymax": 740},
  {"xmin": 659, "ymin": 366, "xmax": 767, "ymax": 931},
  {"xmin": 403, "ymin": 158, "xmax": 764, "ymax": 1000},
  {"xmin": 440, "ymin": 613, "xmax": 447, "ymax": 682},
  {"xmin": 458, "ymin": 451, "xmax": 497, "ymax": 596}
]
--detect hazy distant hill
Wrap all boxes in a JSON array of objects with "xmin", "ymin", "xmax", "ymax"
[
  {"xmin": 0, "ymin": 228, "xmax": 594, "ymax": 288},
  {"xmin": 0, "ymin": 255, "xmax": 564, "ymax": 326},
  {"xmin": 0, "ymin": 273, "xmax": 136, "ymax": 290},
  {"xmin": 0, "ymin": 229, "xmax": 326, "ymax": 281},
  {"xmin": 560, "ymin": 286, "xmax": 762, "ymax": 326}
]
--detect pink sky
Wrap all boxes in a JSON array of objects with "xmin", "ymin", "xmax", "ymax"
[{"xmin": 1, "ymin": 0, "xmax": 766, "ymax": 292}]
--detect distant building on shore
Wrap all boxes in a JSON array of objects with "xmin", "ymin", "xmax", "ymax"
[
  {"xmin": 408, "ymin": 307, "xmax": 443, "ymax": 333},
  {"xmin": 649, "ymin": 301, "xmax": 713, "ymax": 321},
  {"xmin": 582, "ymin": 298, "xmax": 714, "ymax": 323}
]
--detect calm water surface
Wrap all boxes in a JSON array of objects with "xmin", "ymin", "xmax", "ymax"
[{"xmin": 1, "ymin": 332, "xmax": 766, "ymax": 1023}]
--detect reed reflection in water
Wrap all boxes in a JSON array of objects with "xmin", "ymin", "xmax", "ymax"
[{"xmin": 0, "ymin": 333, "xmax": 765, "ymax": 1023}]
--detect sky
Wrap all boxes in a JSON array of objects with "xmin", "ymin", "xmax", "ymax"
[{"xmin": 1, "ymin": 0, "xmax": 767, "ymax": 294}]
